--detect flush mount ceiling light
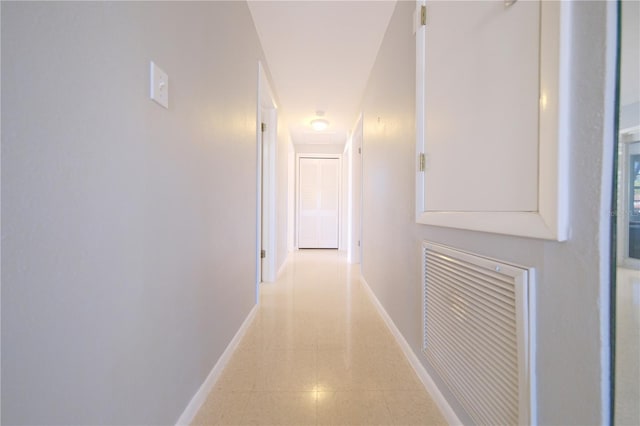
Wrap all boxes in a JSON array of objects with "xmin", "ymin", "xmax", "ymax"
[{"xmin": 310, "ymin": 118, "xmax": 329, "ymax": 131}]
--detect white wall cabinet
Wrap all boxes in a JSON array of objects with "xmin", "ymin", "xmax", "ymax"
[{"xmin": 415, "ymin": 0, "xmax": 570, "ymax": 241}]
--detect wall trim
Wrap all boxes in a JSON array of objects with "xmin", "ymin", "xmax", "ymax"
[
  {"xmin": 257, "ymin": 60, "xmax": 278, "ymax": 285},
  {"xmin": 359, "ymin": 275, "xmax": 463, "ymax": 426},
  {"xmin": 175, "ymin": 304, "xmax": 258, "ymax": 425}
]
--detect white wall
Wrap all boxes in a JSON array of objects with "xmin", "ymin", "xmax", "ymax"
[
  {"xmin": 1, "ymin": 2, "xmax": 275, "ymax": 424},
  {"xmin": 360, "ymin": 2, "xmax": 615, "ymax": 425}
]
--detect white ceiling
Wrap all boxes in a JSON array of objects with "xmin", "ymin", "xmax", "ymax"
[{"xmin": 248, "ymin": 1, "xmax": 397, "ymax": 146}]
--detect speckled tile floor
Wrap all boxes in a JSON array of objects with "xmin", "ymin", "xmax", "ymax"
[{"xmin": 191, "ymin": 250, "xmax": 446, "ymax": 426}]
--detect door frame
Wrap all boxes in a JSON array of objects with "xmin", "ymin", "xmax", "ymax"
[
  {"xmin": 347, "ymin": 114, "xmax": 363, "ymax": 264},
  {"xmin": 256, "ymin": 61, "xmax": 277, "ymax": 293},
  {"xmin": 295, "ymin": 153, "xmax": 342, "ymax": 249},
  {"xmin": 617, "ymin": 126, "xmax": 640, "ymax": 269}
]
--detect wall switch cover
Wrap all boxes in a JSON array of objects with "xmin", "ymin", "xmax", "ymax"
[{"xmin": 150, "ymin": 61, "xmax": 169, "ymax": 109}]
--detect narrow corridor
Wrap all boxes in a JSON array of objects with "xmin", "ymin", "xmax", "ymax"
[{"xmin": 192, "ymin": 250, "xmax": 446, "ymax": 425}]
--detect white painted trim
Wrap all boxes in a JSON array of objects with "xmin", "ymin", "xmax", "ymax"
[
  {"xmin": 415, "ymin": 0, "xmax": 426, "ymax": 224},
  {"xmin": 287, "ymin": 140, "xmax": 296, "ymax": 253},
  {"xmin": 620, "ymin": 125, "xmax": 640, "ymax": 142},
  {"xmin": 348, "ymin": 114, "xmax": 363, "ymax": 264},
  {"xmin": 415, "ymin": 1, "xmax": 570, "ymax": 242},
  {"xmin": 255, "ymin": 63, "xmax": 263, "ymax": 302},
  {"xmin": 263, "ymin": 108, "xmax": 277, "ymax": 283},
  {"xmin": 339, "ymin": 142, "xmax": 349, "ymax": 252},
  {"xmin": 257, "ymin": 61, "xmax": 278, "ymax": 285},
  {"xmin": 359, "ymin": 275, "xmax": 463, "ymax": 426},
  {"xmin": 175, "ymin": 304, "xmax": 258, "ymax": 426},
  {"xmin": 528, "ymin": 268, "xmax": 538, "ymax": 426},
  {"xmin": 344, "ymin": 137, "xmax": 353, "ymax": 261}
]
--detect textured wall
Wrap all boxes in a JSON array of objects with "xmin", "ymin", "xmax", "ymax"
[
  {"xmin": 360, "ymin": 1, "xmax": 615, "ymax": 424},
  {"xmin": 1, "ymin": 2, "xmax": 269, "ymax": 424}
]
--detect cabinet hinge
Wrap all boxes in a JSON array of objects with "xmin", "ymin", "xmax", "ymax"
[
  {"xmin": 358, "ymin": 147, "xmax": 362, "ymax": 154},
  {"xmin": 260, "ymin": 249, "xmax": 266, "ymax": 259},
  {"xmin": 419, "ymin": 153, "xmax": 426, "ymax": 172},
  {"xmin": 261, "ymin": 122, "xmax": 266, "ymax": 132},
  {"xmin": 420, "ymin": 5, "xmax": 427, "ymax": 26}
]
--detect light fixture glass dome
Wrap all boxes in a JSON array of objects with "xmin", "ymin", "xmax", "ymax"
[{"xmin": 310, "ymin": 118, "xmax": 329, "ymax": 131}]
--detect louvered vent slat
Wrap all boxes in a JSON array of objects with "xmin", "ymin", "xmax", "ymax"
[
  {"xmin": 422, "ymin": 242, "xmax": 534, "ymax": 426},
  {"xmin": 424, "ymin": 294, "xmax": 519, "ymax": 384},
  {"xmin": 429, "ymin": 256, "xmax": 517, "ymax": 300},
  {"xmin": 427, "ymin": 268, "xmax": 518, "ymax": 334},
  {"xmin": 424, "ymin": 306, "xmax": 519, "ymax": 407},
  {"xmin": 425, "ymin": 282, "xmax": 519, "ymax": 361}
]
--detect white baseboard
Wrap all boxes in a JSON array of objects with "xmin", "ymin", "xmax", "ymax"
[
  {"xmin": 176, "ymin": 304, "xmax": 258, "ymax": 426},
  {"xmin": 359, "ymin": 276, "xmax": 463, "ymax": 426}
]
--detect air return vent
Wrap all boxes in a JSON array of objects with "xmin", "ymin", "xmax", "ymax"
[{"xmin": 422, "ymin": 242, "xmax": 535, "ymax": 425}]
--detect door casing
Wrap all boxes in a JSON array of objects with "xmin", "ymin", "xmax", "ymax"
[{"xmin": 256, "ymin": 61, "xmax": 277, "ymax": 292}]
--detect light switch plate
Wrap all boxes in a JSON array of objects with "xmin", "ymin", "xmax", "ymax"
[{"xmin": 150, "ymin": 61, "xmax": 169, "ymax": 109}]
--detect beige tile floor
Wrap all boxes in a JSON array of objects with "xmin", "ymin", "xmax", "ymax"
[{"xmin": 192, "ymin": 250, "xmax": 447, "ymax": 426}]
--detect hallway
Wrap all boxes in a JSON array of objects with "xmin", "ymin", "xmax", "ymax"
[
  {"xmin": 1, "ymin": 2, "xmax": 623, "ymax": 424},
  {"xmin": 192, "ymin": 250, "xmax": 446, "ymax": 425}
]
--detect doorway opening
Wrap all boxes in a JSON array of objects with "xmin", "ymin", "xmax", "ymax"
[{"xmin": 256, "ymin": 61, "xmax": 277, "ymax": 293}]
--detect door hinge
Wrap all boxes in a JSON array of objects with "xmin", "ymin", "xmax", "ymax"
[
  {"xmin": 261, "ymin": 122, "xmax": 266, "ymax": 132},
  {"xmin": 358, "ymin": 147, "xmax": 362, "ymax": 154},
  {"xmin": 260, "ymin": 249, "xmax": 266, "ymax": 259},
  {"xmin": 420, "ymin": 5, "xmax": 427, "ymax": 26},
  {"xmin": 357, "ymin": 240, "xmax": 361, "ymax": 247},
  {"xmin": 419, "ymin": 153, "xmax": 426, "ymax": 172}
]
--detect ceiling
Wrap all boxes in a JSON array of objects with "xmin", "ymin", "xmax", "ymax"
[{"xmin": 248, "ymin": 1, "xmax": 397, "ymax": 146}]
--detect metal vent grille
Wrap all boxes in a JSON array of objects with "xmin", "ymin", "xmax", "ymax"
[{"xmin": 422, "ymin": 242, "xmax": 534, "ymax": 425}]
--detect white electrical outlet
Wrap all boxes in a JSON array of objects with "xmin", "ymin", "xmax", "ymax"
[{"xmin": 150, "ymin": 61, "xmax": 169, "ymax": 109}]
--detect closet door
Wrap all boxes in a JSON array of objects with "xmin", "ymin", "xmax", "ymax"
[{"xmin": 298, "ymin": 157, "xmax": 339, "ymax": 248}]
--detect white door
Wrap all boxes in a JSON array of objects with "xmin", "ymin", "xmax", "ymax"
[{"xmin": 298, "ymin": 157, "xmax": 339, "ymax": 248}]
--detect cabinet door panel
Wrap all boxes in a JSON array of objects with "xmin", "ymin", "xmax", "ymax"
[{"xmin": 415, "ymin": 1, "xmax": 570, "ymax": 241}]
